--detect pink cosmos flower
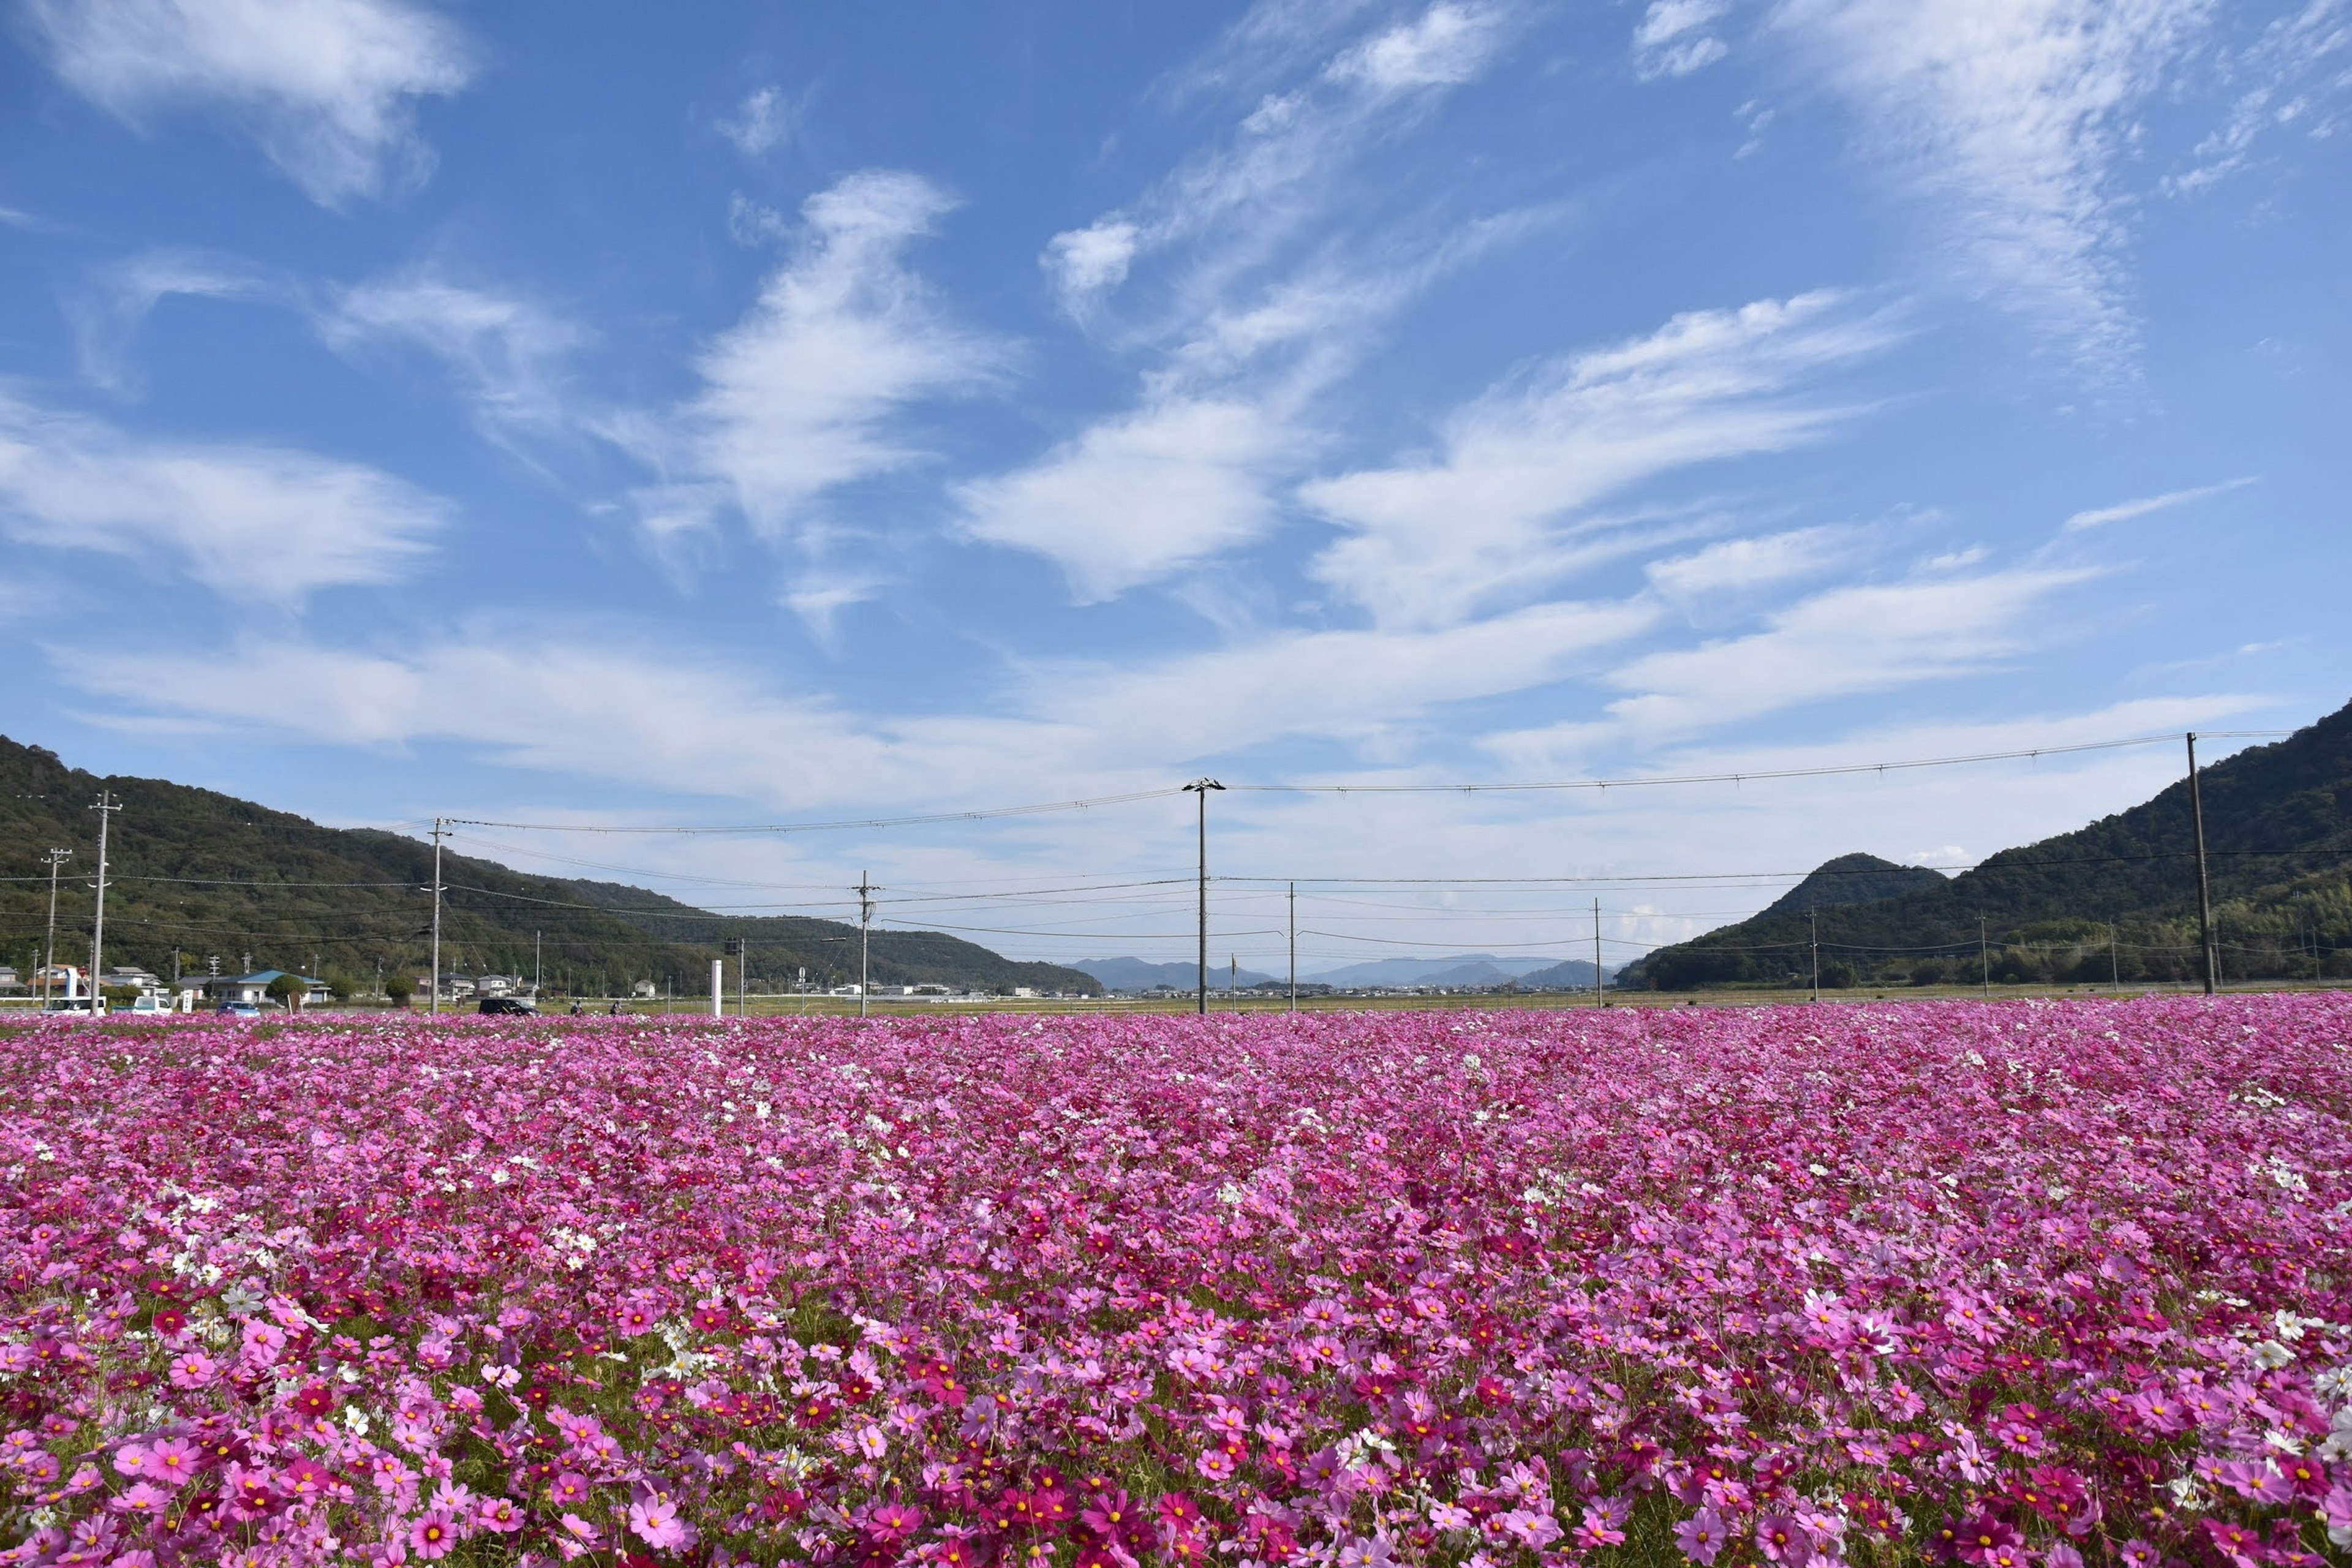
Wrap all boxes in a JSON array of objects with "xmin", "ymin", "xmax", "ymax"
[
  {"xmin": 1753, "ymin": 1514, "xmax": 1807, "ymax": 1562},
  {"xmin": 1676, "ymin": 1508, "xmax": 1728, "ymax": 1566},
  {"xmin": 106, "ymin": 1482, "xmax": 171, "ymax": 1519},
  {"xmin": 166, "ymin": 1352, "xmax": 217, "ymax": 1389},
  {"xmin": 409, "ymin": 1511, "xmax": 458, "ymax": 1561},
  {"xmin": 477, "ymin": 1495, "xmax": 524, "ymax": 1532},
  {"xmin": 630, "ymin": 1495, "xmax": 692, "ymax": 1549}
]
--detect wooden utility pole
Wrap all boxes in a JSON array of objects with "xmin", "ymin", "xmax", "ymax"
[
  {"xmin": 2187, "ymin": 733, "xmax": 2218, "ymax": 995},
  {"xmin": 1183, "ymin": 780, "xmax": 1224, "ymax": 1016},
  {"xmin": 1810, "ymin": 908, "xmax": 1820, "ymax": 1004},
  {"xmin": 1594, "ymin": 898, "xmax": 1606, "ymax": 1006}
]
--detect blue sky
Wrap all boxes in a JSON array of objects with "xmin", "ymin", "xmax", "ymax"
[{"xmin": 1, "ymin": 0, "xmax": 2346, "ymax": 973}]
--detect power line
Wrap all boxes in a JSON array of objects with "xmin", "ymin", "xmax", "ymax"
[
  {"xmin": 416, "ymin": 728, "xmax": 2295, "ymax": 837},
  {"xmin": 1227, "ymin": 732, "xmax": 2295, "ymax": 796},
  {"xmin": 439, "ymin": 785, "xmax": 1188, "ymax": 835}
]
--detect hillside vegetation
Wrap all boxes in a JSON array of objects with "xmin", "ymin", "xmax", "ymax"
[
  {"xmin": 0, "ymin": 737, "xmax": 1099, "ymax": 997},
  {"xmin": 1624, "ymin": 700, "xmax": 2352, "ymax": 990}
]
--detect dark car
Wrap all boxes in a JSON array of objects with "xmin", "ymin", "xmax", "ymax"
[{"xmin": 478, "ymin": 996, "xmax": 538, "ymax": 1016}]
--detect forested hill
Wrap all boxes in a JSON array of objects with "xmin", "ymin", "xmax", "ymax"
[
  {"xmin": 1623, "ymin": 699, "xmax": 2352, "ymax": 990},
  {"xmin": 0, "ymin": 737, "xmax": 1099, "ymax": 997},
  {"xmin": 1757, "ymin": 853, "xmax": 1950, "ymax": 917}
]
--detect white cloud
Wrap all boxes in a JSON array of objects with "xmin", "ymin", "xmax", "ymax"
[
  {"xmin": 954, "ymin": 400, "xmax": 1295, "ymax": 600},
  {"xmin": 1042, "ymin": 0, "xmax": 1515, "ymax": 315},
  {"xmin": 1645, "ymin": 524, "xmax": 1854, "ymax": 597},
  {"xmin": 0, "ymin": 392, "xmax": 444, "ymax": 605},
  {"xmin": 1324, "ymin": 1, "xmax": 1508, "ymax": 91},
  {"xmin": 320, "ymin": 274, "xmax": 589, "ymax": 447},
  {"xmin": 2062, "ymin": 475, "xmax": 2256, "ymax": 531},
  {"xmin": 1041, "ymin": 222, "xmax": 1140, "ymax": 309},
  {"xmin": 718, "ymin": 85, "xmax": 803, "ymax": 157},
  {"xmin": 1043, "ymin": 597, "xmax": 1661, "ymax": 755},
  {"xmin": 1634, "ymin": 0, "xmax": 1733, "ymax": 77},
  {"xmin": 660, "ymin": 171, "xmax": 1002, "ymax": 556},
  {"xmin": 58, "ymin": 590, "xmax": 1658, "ymax": 817},
  {"xmin": 1302, "ymin": 291, "xmax": 1903, "ymax": 628},
  {"xmin": 72, "ymin": 249, "xmax": 594, "ymax": 456},
  {"xmin": 1775, "ymin": 0, "xmax": 2212, "ymax": 372},
  {"xmin": 1599, "ymin": 564, "xmax": 2095, "ymax": 736},
  {"xmin": 24, "ymin": 0, "xmax": 473, "ymax": 206},
  {"xmin": 70, "ymin": 249, "xmax": 283, "ymax": 391},
  {"xmin": 2175, "ymin": 0, "xmax": 2352, "ymax": 190}
]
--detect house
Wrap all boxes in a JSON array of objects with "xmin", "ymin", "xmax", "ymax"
[
  {"xmin": 102, "ymin": 967, "xmax": 166, "ymax": 998},
  {"xmin": 34, "ymin": 963, "xmax": 85, "ymax": 997},
  {"xmin": 0, "ymin": 967, "xmax": 19, "ymax": 993},
  {"xmin": 630, "ymin": 980, "xmax": 657, "ymax": 998},
  {"xmin": 475, "ymin": 974, "xmax": 522, "ymax": 998},
  {"xmin": 201, "ymin": 971, "xmax": 330, "ymax": 1007}
]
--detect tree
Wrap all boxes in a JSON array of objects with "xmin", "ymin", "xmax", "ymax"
[
  {"xmin": 384, "ymin": 972, "xmax": 416, "ymax": 1007},
  {"xmin": 325, "ymin": 971, "xmax": 356, "ymax": 1002},
  {"xmin": 265, "ymin": 972, "xmax": 307, "ymax": 1009}
]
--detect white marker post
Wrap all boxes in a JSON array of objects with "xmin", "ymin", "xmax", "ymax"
[{"xmin": 709, "ymin": 959, "xmax": 724, "ymax": 1018}]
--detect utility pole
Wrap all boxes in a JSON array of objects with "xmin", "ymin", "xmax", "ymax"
[
  {"xmin": 429, "ymin": 818, "xmax": 446, "ymax": 1017},
  {"xmin": 856, "ymin": 872, "xmax": 877, "ymax": 1020},
  {"xmin": 89, "ymin": 793, "xmax": 120, "ymax": 1009},
  {"xmin": 39, "ymin": 849, "xmax": 69, "ymax": 1006},
  {"xmin": 1288, "ymin": 881, "xmax": 1297, "ymax": 1015},
  {"xmin": 534, "ymin": 930, "xmax": 541, "ymax": 995},
  {"xmin": 1182, "ymin": 780, "xmax": 1225, "ymax": 1016},
  {"xmin": 2110, "ymin": 920, "xmax": 2121, "ymax": 992},
  {"xmin": 723, "ymin": 938, "xmax": 747, "ymax": 1019},
  {"xmin": 1809, "ymin": 908, "xmax": 1820, "ymax": 1005},
  {"xmin": 1980, "ymin": 916, "xmax": 1990, "ymax": 995},
  {"xmin": 2187, "ymin": 733, "xmax": 2219, "ymax": 996},
  {"xmin": 1229, "ymin": 955, "xmax": 1237, "ymax": 1011},
  {"xmin": 1596, "ymin": 898, "xmax": 1607, "ymax": 1006}
]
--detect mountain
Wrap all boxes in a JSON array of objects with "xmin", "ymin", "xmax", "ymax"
[
  {"xmin": 1515, "ymin": 958, "xmax": 1611, "ymax": 990},
  {"xmin": 1756, "ymin": 853, "xmax": 1950, "ymax": 916},
  {"xmin": 1301, "ymin": 954, "xmax": 1597, "ymax": 988},
  {"xmin": 1623, "ymin": 701, "xmax": 2352, "ymax": 990},
  {"xmin": 0, "ymin": 737, "xmax": 1099, "ymax": 997},
  {"xmin": 1071, "ymin": 957, "xmax": 1276, "ymax": 992}
]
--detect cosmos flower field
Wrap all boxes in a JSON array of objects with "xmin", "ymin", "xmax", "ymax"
[{"xmin": 3, "ymin": 999, "xmax": 2350, "ymax": 1568}]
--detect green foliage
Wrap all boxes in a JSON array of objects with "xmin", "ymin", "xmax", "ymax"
[
  {"xmin": 383, "ymin": 972, "xmax": 415, "ymax": 1005},
  {"xmin": 0, "ymin": 736, "xmax": 1103, "ymax": 998},
  {"xmin": 1629, "ymin": 699, "xmax": 2352, "ymax": 990},
  {"xmin": 265, "ymin": 972, "xmax": 307, "ymax": 1005}
]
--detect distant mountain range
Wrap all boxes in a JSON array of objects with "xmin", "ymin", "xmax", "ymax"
[
  {"xmin": 0, "ymin": 737, "xmax": 1100, "ymax": 997},
  {"xmin": 1071, "ymin": 952, "xmax": 1615, "ymax": 992},
  {"xmin": 1069, "ymin": 957, "xmax": 1279, "ymax": 991},
  {"xmin": 1623, "ymin": 698, "xmax": 2352, "ymax": 990}
]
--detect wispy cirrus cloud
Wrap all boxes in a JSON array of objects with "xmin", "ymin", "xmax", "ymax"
[
  {"xmin": 1602, "ymin": 563, "xmax": 2097, "ymax": 737},
  {"xmin": 1301, "ymin": 291, "xmax": 1905, "ymax": 629},
  {"xmin": 318, "ymin": 273, "xmax": 590, "ymax": 450},
  {"xmin": 2061, "ymin": 475, "xmax": 2256, "ymax": 532},
  {"xmin": 72, "ymin": 249, "xmax": 593, "ymax": 456},
  {"xmin": 54, "ymin": 589, "xmax": 1658, "ymax": 813},
  {"xmin": 631, "ymin": 171, "xmax": 1002, "ymax": 560},
  {"xmin": 1043, "ymin": 0, "xmax": 1517, "ymax": 319},
  {"xmin": 1773, "ymin": 0, "xmax": 2214, "ymax": 376},
  {"xmin": 1644, "ymin": 524, "xmax": 1856, "ymax": 598},
  {"xmin": 718, "ymin": 85, "xmax": 807, "ymax": 157},
  {"xmin": 980, "ymin": 4, "xmax": 1534, "ymax": 601},
  {"xmin": 2174, "ymin": 0, "xmax": 2352, "ymax": 190},
  {"xmin": 23, "ymin": 0, "xmax": 474, "ymax": 206},
  {"xmin": 1633, "ymin": 0, "xmax": 1733, "ymax": 78},
  {"xmin": 0, "ymin": 390, "xmax": 445, "ymax": 605}
]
